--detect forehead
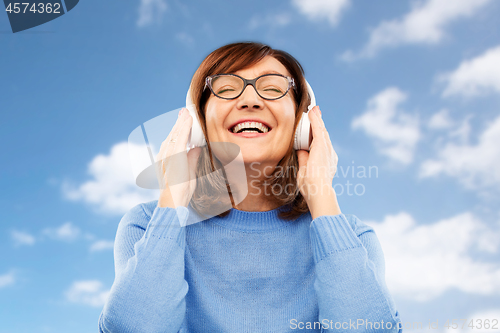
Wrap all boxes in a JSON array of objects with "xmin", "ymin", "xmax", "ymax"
[{"xmin": 232, "ymin": 56, "xmax": 291, "ymax": 78}]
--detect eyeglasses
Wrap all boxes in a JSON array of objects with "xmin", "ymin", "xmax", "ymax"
[{"xmin": 204, "ymin": 73, "xmax": 295, "ymax": 100}]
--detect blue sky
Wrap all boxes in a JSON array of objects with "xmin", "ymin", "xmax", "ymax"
[{"xmin": 1, "ymin": 0, "xmax": 500, "ymax": 332}]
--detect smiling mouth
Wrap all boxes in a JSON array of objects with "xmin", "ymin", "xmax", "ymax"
[
  {"xmin": 227, "ymin": 127, "xmax": 272, "ymax": 138},
  {"xmin": 230, "ymin": 123, "xmax": 271, "ymax": 134},
  {"xmin": 232, "ymin": 128, "xmax": 266, "ymax": 134},
  {"xmin": 228, "ymin": 128, "xmax": 273, "ymax": 136}
]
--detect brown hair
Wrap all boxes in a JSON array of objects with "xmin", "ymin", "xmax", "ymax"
[{"xmin": 189, "ymin": 42, "xmax": 310, "ymax": 221}]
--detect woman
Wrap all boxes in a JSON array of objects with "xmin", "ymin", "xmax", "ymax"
[{"xmin": 98, "ymin": 42, "xmax": 402, "ymax": 333}]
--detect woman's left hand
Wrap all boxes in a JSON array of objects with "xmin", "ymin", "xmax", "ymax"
[{"xmin": 296, "ymin": 106, "xmax": 341, "ymax": 218}]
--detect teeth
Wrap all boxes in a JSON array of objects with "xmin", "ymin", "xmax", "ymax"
[{"xmin": 232, "ymin": 121, "xmax": 269, "ymax": 133}]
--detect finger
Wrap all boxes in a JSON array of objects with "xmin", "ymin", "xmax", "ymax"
[
  {"xmin": 316, "ymin": 106, "xmax": 327, "ymax": 129},
  {"xmin": 157, "ymin": 108, "xmax": 186, "ymax": 158},
  {"xmin": 165, "ymin": 108, "xmax": 187, "ymax": 142},
  {"xmin": 308, "ymin": 107, "xmax": 327, "ymax": 146},
  {"xmin": 159, "ymin": 109, "xmax": 191, "ymax": 160},
  {"xmin": 314, "ymin": 106, "xmax": 335, "ymax": 149},
  {"xmin": 187, "ymin": 147, "xmax": 202, "ymax": 180},
  {"xmin": 162, "ymin": 111, "xmax": 194, "ymax": 182},
  {"xmin": 308, "ymin": 106, "xmax": 326, "ymax": 133},
  {"xmin": 171, "ymin": 111, "xmax": 193, "ymax": 155},
  {"xmin": 316, "ymin": 107, "xmax": 330, "ymax": 140},
  {"xmin": 296, "ymin": 150, "xmax": 309, "ymax": 171}
]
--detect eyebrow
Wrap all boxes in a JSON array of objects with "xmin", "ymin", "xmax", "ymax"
[
  {"xmin": 231, "ymin": 70, "xmax": 289, "ymax": 77},
  {"xmin": 259, "ymin": 70, "xmax": 285, "ymax": 75}
]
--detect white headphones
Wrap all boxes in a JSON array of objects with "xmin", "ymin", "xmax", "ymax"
[{"xmin": 185, "ymin": 80, "xmax": 316, "ymax": 151}]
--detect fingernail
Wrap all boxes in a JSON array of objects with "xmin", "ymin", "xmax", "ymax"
[{"xmin": 178, "ymin": 108, "xmax": 184, "ymax": 117}]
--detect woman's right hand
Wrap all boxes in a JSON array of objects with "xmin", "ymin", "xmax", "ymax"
[{"xmin": 156, "ymin": 108, "xmax": 202, "ymax": 208}]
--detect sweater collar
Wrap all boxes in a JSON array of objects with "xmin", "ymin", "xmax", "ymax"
[{"xmin": 210, "ymin": 204, "xmax": 298, "ymax": 232}]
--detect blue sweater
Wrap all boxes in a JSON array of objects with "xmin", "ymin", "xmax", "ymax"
[{"xmin": 98, "ymin": 201, "xmax": 402, "ymax": 332}]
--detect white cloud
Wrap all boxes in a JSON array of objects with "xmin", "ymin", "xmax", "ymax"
[
  {"xmin": 248, "ymin": 12, "xmax": 292, "ymax": 30},
  {"xmin": 90, "ymin": 240, "xmax": 114, "ymax": 252},
  {"xmin": 366, "ymin": 212, "xmax": 500, "ymax": 302},
  {"xmin": 175, "ymin": 32, "xmax": 194, "ymax": 47},
  {"xmin": 428, "ymin": 109, "xmax": 454, "ymax": 130},
  {"xmin": 65, "ymin": 280, "xmax": 110, "ymax": 307},
  {"xmin": 420, "ymin": 115, "xmax": 500, "ymax": 191},
  {"xmin": 439, "ymin": 45, "xmax": 500, "ymax": 98},
  {"xmin": 292, "ymin": 0, "xmax": 350, "ymax": 26},
  {"xmin": 11, "ymin": 230, "xmax": 36, "ymax": 246},
  {"xmin": 447, "ymin": 115, "xmax": 473, "ymax": 144},
  {"xmin": 0, "ymin": 271, "xmax": 15, "ymax": 288},
  {"xmin": 341, "ymin": 0, "xmax": 493, "ymax": 60},
  {"xmin": 12, "ymin": 226, "xmax": 97, "ymax": 247},
  {"xmin": 62, "ymin": 142, "xmax": 159, "ymax": 216},
  {"xmin": 351, "ymin": 87, "xmax": 420, "ymax": 165},
  {"xmin": 42, "ymin": 222, "xmax": 81, "ymax": 242},
  {"xmin": 137, "ymin": 0, "xmax": 167, "ymax": 28}
]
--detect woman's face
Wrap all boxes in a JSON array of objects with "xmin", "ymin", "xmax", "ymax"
[{"xmin": 204, "ymin": 56, "xmax": 296, "ymax": 167}]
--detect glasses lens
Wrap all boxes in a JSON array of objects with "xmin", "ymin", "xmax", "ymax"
[
  {"xmin": 211, "ymin": 75, "xmax": 244, "ymax": 99},
  {"xmin": 256, "ymin": 75, "xmax": 289, "ymax": 99}
]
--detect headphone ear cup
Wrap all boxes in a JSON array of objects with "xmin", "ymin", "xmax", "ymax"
[
  {"xmin": 186, "ymin": 87, "xmax": 207, "ymax": 148},
  {"xmin": 187, "ymin": 104, "xmax": 207, "ymax": 148},
  {"xmin": 294, "ymin": 79, "xmax": 315, "ymax": 151},
  {"xmin": 294, "ymin": 111, "xmax": 312, "ymax": 151}
]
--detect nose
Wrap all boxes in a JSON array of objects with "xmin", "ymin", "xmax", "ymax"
[{"xmin": 236, "ymin": 84, "xmax": 265, "ymax": 110}]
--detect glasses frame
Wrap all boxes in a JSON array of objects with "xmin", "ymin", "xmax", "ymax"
[{"xmin": 204, "ymin": 73, "xmax": 295, "ymax": 101}]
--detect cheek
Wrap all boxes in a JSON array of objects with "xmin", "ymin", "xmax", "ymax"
[
  {"xmin": 205, "ymin": 115, "xmax": 217, "ymax": 141},
  {"xmin": 283, "ymin": 103, "xmax": 297, "ymax": 131},
  {"xmin": 283, "ymin": 106, "xmax": 298, "ymax": 143},
  {"xmin": 205, "ymin": 103, "xmax": 226, "ymax": 140}
]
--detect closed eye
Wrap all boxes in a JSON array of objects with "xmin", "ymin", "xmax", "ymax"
[
  {"xmin": 216, "ymin": 86, "xmax": 237, "ymax": 94},
  {"xmin": 262, "ymin": 86, "xmax": 283, "ymax": 93},
  {"xmin": 217, "ymin": 88, "xmax": 235, "ymax": 94}
]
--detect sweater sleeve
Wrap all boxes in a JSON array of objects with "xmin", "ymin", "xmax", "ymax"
[
  {"xmin": 309, "ymin": 214, "xmax": 402, "ymax": 333},
  {"xmin": 98, "ymin": 203, "xmax": 190, "ymax": 333}
]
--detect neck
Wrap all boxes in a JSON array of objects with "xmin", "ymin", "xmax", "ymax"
[
  {"xmin": 228, "ymin": 161, "xmax": 283, "ymax": 212},
  {"xmin": 233, "ymin": 194, "xmax": 281, "ymax": 212}
]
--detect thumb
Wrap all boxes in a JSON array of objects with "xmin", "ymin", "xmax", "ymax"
[
  {"xmin": 296, "ymin": 150, "xmax": 309, "ymax": 176},
  {"xmin": 187, "ymin": 147, "xmax": 202, "ymax": 180}
]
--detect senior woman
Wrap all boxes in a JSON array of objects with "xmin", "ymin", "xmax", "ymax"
[{"xmin": 98, "ymin": 42, "xmax": 402, "ymax": 333}]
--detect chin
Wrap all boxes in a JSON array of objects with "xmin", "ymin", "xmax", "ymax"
[{"xmin": 242, "ymin": 154, "xmax": 281, "ymax": 168}]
